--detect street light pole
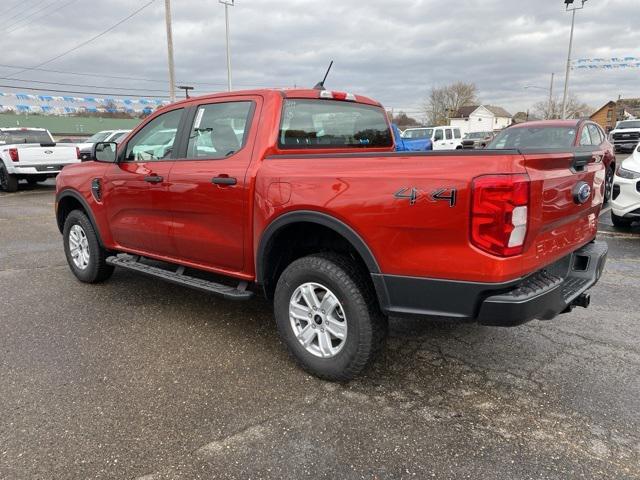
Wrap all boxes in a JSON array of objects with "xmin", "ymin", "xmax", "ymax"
[
  {"xmin": 548, "ymin": 72, "xmax": 554, "ymax": 119},
  {"xmin": 164, "ymin": 0, "xmax": 176, "ymax": 102},
  {"xmin": 219, "ymin": 0, "xmax": 235, "ymax": 92},
  {"xmin": 524, "ymin": 74, "xmax": 554, "ymax": 119},
  {"xmin": 561, "ymin": 0, "xmax": 587, "ymax": 120}
]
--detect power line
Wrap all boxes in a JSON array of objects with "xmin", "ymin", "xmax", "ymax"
[
  {"xmin": 0, "ymin": 83, "xmax": 170, "ymax": 98},
  {"xmin": 5, "ymin": 0, "xmax": 158, "ymax": 79},
  {"xmin": 0, "ymin": 63, "xmax": 286, "ymax": 89},
  {"xmin": 6, "ymin": 0, "xmax": 79, "ymax": 33},
  {"xmin": 0, "ymin": 76, "xmax": 170, "ymax": 93},
  {"xmin": 3, "ymin": 0, "xmax": 50, "ymax": 24}
]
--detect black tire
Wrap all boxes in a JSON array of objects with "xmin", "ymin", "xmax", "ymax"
[
  {"xmin": 274, "ymin": 253, "xmax": 387, "ymax": 381},
  {"xmin": 611, "ymin": 211, "xmax": 633, "ymax": 229},
  {"xmin": 604, "ymin": 165, "xmax": 614, "ymax": 203},
  {"xmin": 63, "ymin": 210, "xmax": 114, "ymax": 283},
  {"xmin": 0, "ymin": 163, "xmax": 18, "ymax": 192}
]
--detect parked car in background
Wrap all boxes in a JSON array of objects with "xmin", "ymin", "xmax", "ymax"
[
  {"xmin": 55, "ymin": 88, "xmax": 607, "ymax": 380},
  {"xmin": 57, "ymin": 137, "xmax": 86, "ymax": 144},
  {"xmin": 608, "ymin": 120, "xmax": 640, "ymax": 154},
  {"xmin": 461, "ymin": 131, "xmax": 495, "ymax": 149},
  {"xmin": 610, "ymin": 144, "xmax": 640, "ymax": 228},
  {"xmin": 77, "ymin": 130, "xmax": 131, "ymax": 161},
  {"xmin": 487, "ymin": 120, "xmax": 616, "ymax": 201},
  {"xmin": 0, "ymin": 128, "xmax": 80, "ymax": 192},
  {"xmin": 392, "ymin": 124, "xmax": 432, "ymax": 151},
  {"xmin": 401, "ymin": 126, "xmax": 463, "ymax": 150}
]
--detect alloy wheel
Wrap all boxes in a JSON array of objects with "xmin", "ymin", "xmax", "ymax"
[{"xmin": 289, "ymin": 282, "xmax": 348, "ymax": 358}]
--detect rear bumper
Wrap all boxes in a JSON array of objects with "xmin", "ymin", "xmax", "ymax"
[
  {"xmin": 372, "ymin": 240, "xmax": 608, "ymax": 326},
  {"xmin": 8, "ymin": 162, "xmax": 79, "ymax": 176}
]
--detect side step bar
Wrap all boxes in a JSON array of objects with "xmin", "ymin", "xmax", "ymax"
[{"xmin": 106, "ymin": 254, "xmax": 254, "ymax": 301}]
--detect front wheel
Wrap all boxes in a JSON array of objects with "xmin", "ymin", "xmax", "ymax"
[
  {"xmin": 63, "ymin": 210, "xmax": 114, "ymax": 283},
  {"xmin": 0, "ymin": 163, "xmax": 18, "ymax": 192},
  {"xmin": 604, "ymin": 165, "xmax": 614, "ymax": 203},
  {"xmin": 611, "ymin": 211, "xmax": 633, "ymax": 229},
  {"xmin": 274, "ymin": 253, "xmax": 387, "ymax": 381}
]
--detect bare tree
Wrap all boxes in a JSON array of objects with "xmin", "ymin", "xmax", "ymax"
[
  {"xmin": 424, "ymin": 82, "xmax": 479, "ymax": 125},
  {"xmin": 533, "ymin": 94, "xmax": 592, "ymax": 120},
  {"xmin": 388, "ymin": 111, "xmax": 420, "ymax": 128}
]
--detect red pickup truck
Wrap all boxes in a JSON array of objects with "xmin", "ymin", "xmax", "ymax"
[{"xmin": 55, "ymin": 88, "xmax": 608, "ymax": 380}]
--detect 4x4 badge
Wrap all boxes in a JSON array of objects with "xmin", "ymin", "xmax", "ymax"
[{"xmin": 394, "ymin": 187, "xmax": 457, "ymax": 207}]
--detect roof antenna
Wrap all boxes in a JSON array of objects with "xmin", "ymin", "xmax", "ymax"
[{"xmin": 313, "ymin": 60, "xmax": 333, "ymax": 90}]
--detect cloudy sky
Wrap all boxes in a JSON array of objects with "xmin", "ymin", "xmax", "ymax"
[{"xmin": 1, "ymin": 0, "xmax": 639, "ymax": 119}]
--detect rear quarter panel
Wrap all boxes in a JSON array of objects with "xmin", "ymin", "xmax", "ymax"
[{"xmin": 255, "ymin": 152, "xmax": 532, "ymax": 283}]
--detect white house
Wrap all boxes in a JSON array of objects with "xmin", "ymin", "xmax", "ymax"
[{"xmin": 449, "ymin": 105, "xmax": 512, "ymax": 135}]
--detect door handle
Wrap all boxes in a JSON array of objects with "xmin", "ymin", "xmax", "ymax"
[
  {"xmin": 144, "ymin": 175, "xmax": 164, "ymax": 183},
  {"xmin": 212, "ymin": 176, "xmax": 237, "ymax": 186}
]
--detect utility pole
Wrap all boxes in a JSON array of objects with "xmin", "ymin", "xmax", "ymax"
[
  {"xmin": 219, "ymin": 0, "xmax": 235, "ymax": 92},
  {"xmin": 164, "ymin": 0, "xmax": 176, "ymax": 102},
  {"xmin": 561, "ymin": 0, "xmax": 587, "ymax": 119},
  {"xmin": 548, "ymin": 72, "xmax": 554, "ymax": 119}
]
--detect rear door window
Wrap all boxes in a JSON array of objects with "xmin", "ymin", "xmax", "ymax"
[
  {"xmin": 185, "ymin": 101, "xmax": 253, "ymax": 159},
  {"xmin": 579, "ymin": 126, "xmax": 592, "ymax": 146},
  {"xmin": 279, "ymin": 99, "xmax": 392, "ymax": 149},
  {"xmin": 445, "ymin": 129, "xmax": 453, "ymax": 140},
  {"xmin": 587, "ymin": 124, "xmax": 603, "ymax": 146},
  {"xmin": 453, "ymin": 129, "xmax": 461, "ymax": 139}
]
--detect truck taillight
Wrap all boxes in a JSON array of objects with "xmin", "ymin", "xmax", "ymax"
[
  {"xmin": 471, "ymin": 174, "xmax": 530, "ymax": 257},
  {"xmin": 76, "ymin": 146, "xmax": 81, "ymax": 160},
  {"xmin": 8, "ymin": 148, "xmax": 19, "ymax": 162}
]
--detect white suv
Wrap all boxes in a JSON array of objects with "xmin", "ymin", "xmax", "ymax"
[
  {"xmin": 610, "ymin": 144, "xmax": 640, "ymax": 228},
  {"xmin": 402, "ymin": 126, "xmax": 463, "ymax": 150}
]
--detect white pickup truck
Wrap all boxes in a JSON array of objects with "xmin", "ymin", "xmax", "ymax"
[{"xmin": 0, "ymin": 128, "xmax": 80, "ymax": 192}]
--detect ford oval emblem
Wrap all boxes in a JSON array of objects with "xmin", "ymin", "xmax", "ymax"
[
  {"xmin": 573, "ymin": 181, "xmax": 591, "ymax": 205},
  {"xmin": 44, "ymin": 150, "xmax": 53, "ymax": 154}
]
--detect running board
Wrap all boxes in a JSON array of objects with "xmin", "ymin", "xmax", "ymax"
[{"xmin": 106, "ymin": 254, "xmax": 253, "ymax": 301}]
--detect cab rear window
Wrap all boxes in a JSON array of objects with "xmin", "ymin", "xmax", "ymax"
[{"xmin": 279, "ymin": 99, "xmax": 392, "ymax": 149}]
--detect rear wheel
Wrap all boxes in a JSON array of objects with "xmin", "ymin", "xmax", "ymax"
[
  {"xmin": 274, "ymin": 253, "xmax": 387, "ymax": 381},
  {"xmin": 63, "ymin": 210, "xmax": 114, "ymax": 283},
  {"xmin": 611, "ymin": 211, "xmax": 633, "ymax": 229},
  {"xmin": 0, "ymin": 163, "xmax": 18, "ymax": 192}
]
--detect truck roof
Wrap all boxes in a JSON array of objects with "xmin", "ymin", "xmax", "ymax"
[
  {"xmin": 166, "ymin": 88, "xmax": 383, "ymax": 110},
  {"xmin": 509, "ymin": 119, "xmax": 582, "ymax": 129}
]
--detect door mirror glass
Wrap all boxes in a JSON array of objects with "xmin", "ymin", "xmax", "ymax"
[{"xmin": 93, "ymin": 142, "xmax": 118, "ymax": 163}]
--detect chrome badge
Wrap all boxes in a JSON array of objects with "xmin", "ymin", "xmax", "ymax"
[{"xmin": 573, "ymin": 181, "xmax": 591, "ymax": 205}]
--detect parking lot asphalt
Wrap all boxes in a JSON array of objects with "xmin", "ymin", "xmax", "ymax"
[{"xmin": 1, "ymin": 182, "xmax": 639, "ymax": 480}]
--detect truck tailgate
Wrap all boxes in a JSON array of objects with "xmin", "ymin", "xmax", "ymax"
[
  {"xmin": 14, "ymin": 144, "xmax": 79, "ymax": 166},
  {"xmin": 522, "ymin": 150, "xmax": 604, "ymax": 268}
]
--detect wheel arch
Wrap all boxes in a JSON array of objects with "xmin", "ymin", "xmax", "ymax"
[
  {"xmin": 256, "ymin": 211, "xmax": 381, "ymax": 298},
  {"xmin": 56, "ymin": 190, "xmax": 105, "ymax": 246}
]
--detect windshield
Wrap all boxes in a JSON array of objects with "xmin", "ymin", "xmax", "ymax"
[
  {"xmin": 617, "ymin": 121, "xmax": 640, "ymax": 130},
  {"xmin": 85, "ymin": 131, "xmax": 113, "ymax": 143},
  {"xmin": 467, "ymin": 132, "xmax": 488, "ymax": 139},
  {"xmin": 487, "ymin": 126, "xmax": 576, "ymax": 149},
  {"xmin": 0, "ymin": 130, "xmax": 53, "ymax": 144},
  {"xmin": 402, "ymin": 129, "xmax": 432, "ymax": 139},
  {"xmin": 112, "ymin": 132, "xmax": 129, "ymax": 143}
]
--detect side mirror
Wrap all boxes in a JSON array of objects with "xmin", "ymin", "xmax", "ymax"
[{"xmin": 93, "ymin": 142, "xmax": 118, "ymax": 163}]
